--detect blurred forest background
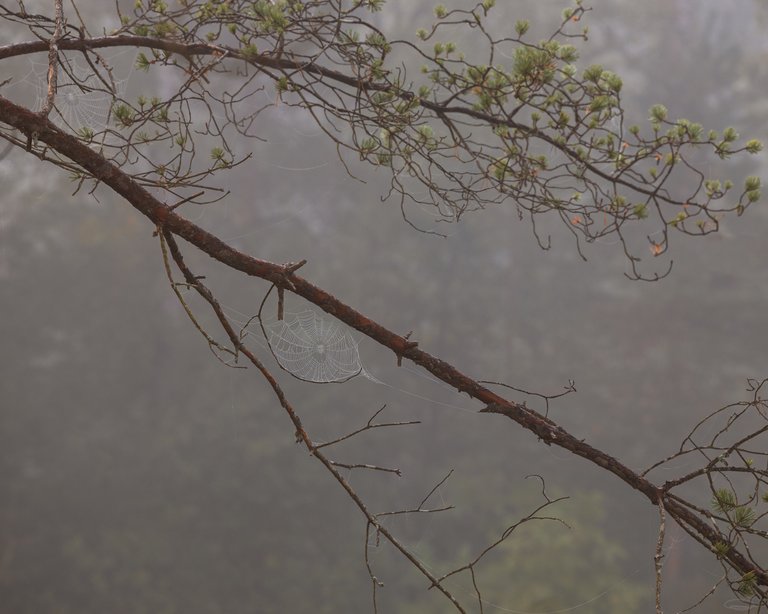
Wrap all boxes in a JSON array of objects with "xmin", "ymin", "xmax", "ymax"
[{"xmin": 1, "ymin": 0, "xmax": 768, "ymax": 612}]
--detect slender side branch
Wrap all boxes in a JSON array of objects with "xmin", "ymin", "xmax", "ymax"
[
  {"xmin": 159, "ymin": 229, "xmax": 468, "ymax": 613},
  {"xmin": 38, "ymin": 0, "xmax": 64, "ymax": 118},
  {"xmin": 655, "ymin": 498, "xmax": 666, "ymax": 614},
  {"xmin": 315, "ymin": 405, "xmax": 421, "ymax": 451},
  {"xmin": 0, "ymin": 95, "xmax": 764, "ymax": 593}
]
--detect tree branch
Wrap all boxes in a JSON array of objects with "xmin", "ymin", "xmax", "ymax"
[{"xmin": 0, "ymin": 93, "xmax": 764, "ymax": 591}]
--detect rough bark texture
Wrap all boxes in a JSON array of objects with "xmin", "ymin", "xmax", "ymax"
[{"xmin": 0, "ymin": 92, "xmax": 764, "ymax": 589}]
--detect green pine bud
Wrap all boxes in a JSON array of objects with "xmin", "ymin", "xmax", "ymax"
[{"xmin": 649, "ymin": 104, "xmax": 668, "ymax": 122}]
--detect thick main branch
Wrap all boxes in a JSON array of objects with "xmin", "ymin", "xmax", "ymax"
[{"xmin": 0, "ymin": 94, "xmax": 764, "ymax": 589}]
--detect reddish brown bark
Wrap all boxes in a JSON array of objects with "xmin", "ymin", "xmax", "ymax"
[{"xmin": 0, "ymin": 93, "xmax": 764, "ymax": 589}]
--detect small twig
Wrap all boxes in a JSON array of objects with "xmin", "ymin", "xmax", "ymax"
[
  {"xmin": 480, "ymin": 379, "xmax": 576, "ymax": 417},
  {"xmin": 39, "ymin": 0, "xmax": 64, "ymax": 118},
  {"xmin": 277, "ymin": 286, "xmax": 284, "ymax": 320},
  {"xmin": 67, "ymin": 0, "xmax": 90, "ymax": 38},
  {"xmin": 158, "ymin": 228, "xmax": 240, "ymax": 366},
  {"xmin": 274, "ymin": 259, "xmax": 307, "ymax": 296},
  {"xmin": 396, "ymin": 338, "xmax": 419, "ymax": 367},
  {"xmin": 470, "ymin": 566, "xmax": 483, "ymax": 614},
  {"xmin": 677, "ymin": 574, "xmax": 726, "ymax": 613},
  {"xmin": 330, "ymin": 461, "xmax": 402, "ymax": 476},
  {"xmin": 283, "ymin": 259, "xmax": 307, "ymax": 274},
  {"xmin": 364, "ymin": 522, "xmax": 384, "ymax": 614},
  {"xmin": 314, "ymin": 405, "xmax": 420, "ymax": 450},
  {"xmin": 526, "ymin": 473, "xmax": 554, "ymax": 503},
  {"xmin": 376, "ymin": 505, "xmax": 454, "ymax": 518},
  {"xmin": 430, "ymin": 494, "xmax": 569, "ymax": 589},
  {"xmin": 168, "ymin": 190, "xmax": 205, "ymax": 211},
  {"xmin": 655, "ymin": 497, "xmax": 666, "ymax": 614},
  {"xmin": 160, "ymin": 229, "xmax": 467, "ymax": 612},
  {"xmin": 418, "ymin": 469, "xmax": 453, "ymax": 510}
]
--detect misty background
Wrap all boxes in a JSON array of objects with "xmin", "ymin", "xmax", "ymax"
[{"xmin": 1, "ymin": 1, "xmax": 768, "ymax": 612}]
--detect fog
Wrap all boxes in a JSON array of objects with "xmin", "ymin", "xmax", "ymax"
[{"xmin": 1, "ymin": 1, "xmax": 767, "ymax": 612}]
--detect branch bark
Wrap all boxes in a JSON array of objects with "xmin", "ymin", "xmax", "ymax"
[
  {"xmin": 0, "ymin": 93, "xmax": 764, "ymax": 593},
  {"xmin": 38, "ymin": 0, "xmax": 64, "ymax": 118}
]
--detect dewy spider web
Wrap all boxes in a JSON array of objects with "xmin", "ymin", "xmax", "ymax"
[
  {"xmin": 28, "ymin": 51, "xmax": 133, "ymax": 132},
  {"xmin": 262, "ymin": 310, "xmax": 380, "ymax": 384},
  {"xmin": 224, "ymin": 304, "xmax": 477, "ymax": 413}
]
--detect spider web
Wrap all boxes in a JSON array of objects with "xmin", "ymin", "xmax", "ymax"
[
  {"xmin": 224, "ymin": 304, "xmax": 477, "ymax": 412},
  {"xmin": 26, "ymin": 51, "xmax": 133, "ymax": 132},
  {"xmin": 263, "ymin": 310, "xmax": 372, "ymax": 384}
]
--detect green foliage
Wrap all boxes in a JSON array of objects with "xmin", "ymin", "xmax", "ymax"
[
  {"xmin": 152, "ymin": 20, "xmax": 175, "ymax": 37},
  {"xmin": 153, "ymin": 105, "xmax": 169, "ymax": 122},
  {"xmin": 117, "ymin": 0, "xmax": 763, "ymax": 271},
  {"xmin": 674, "ymin": 118, "xmax": 703, "ymax": 139},
  {"xmin": 712, "ymin": 488, "xmax": 737, "ymax": 512},
  {"xmin": 589, "ymin": 94, "xmax": 614, "ymax": 113},
  {"xmin": 365, "ymin": 32, "xmax": 389, "ymax": 52},
  {"xmin": 737, "ymin": 571, "xmax": 758, "ymax": 597},
  {"xmin": 713, "ymin": 541, "xmax": 731, "ymax": 558},
  {"xmin": 744, "ymin": 176, "xmax": 761, "ymax": 203},
  {"xmin": 76, "ymin": 126, "xmax": 94, "ymax": 140},
  {"xmin": 649, "ymin": 103, "xmax": 668, "ymax": 122},
  {"xmin": 251, "ymin": 0, "xmax": 289, "ymax": 33},
  {"xmin": 416, "ymin": 124, "xmax": 434, "ymax": 141},
  {"xmin": 117, "ymin": 0, "xmax": 758, "ymax": 275},
  {"xmin": 135, "ymin": 52, "xmax": 151, "ymax": 72},
  {"xmin": 733, "ymin": 505, "xmax": 756, "ymax": 528},
  {"xmin": 582, "ymin": 63, "xmax": 604, "ymax": 83},
  {"xmin": 359, "ymin": 136, "xmax": 377, "ymax": 154},
  {"xmin": 705, "ymin": 179, "xmax": 722, "ymax": 197},
  {"xmin": 513, "ymin": 47, "xmax": 556, "ymax": 83},
  {"xmin": 112, "ymin": 103, "xmax": 133, "ymax": 127},
  {"xmin": 241, "ymin": 43, "xmax": 259, "ymax": 59},
  {"xmin": 723, "ymin": 126, "xmax": 739, "ymax": 142},
  {"xmin": 600, "ymin": 70, "xmax": 622, "ymax": 92},
  {"xmin": 275, "ymin": 76, "xmax": 291, "ymax": 93},
  {"xmin": 709, "ymin": 489, "xmax": 757, "ymax": 527},
  {"xmin": 558, "ymin": 44, "xmax": 579, "ymax": 63}
]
